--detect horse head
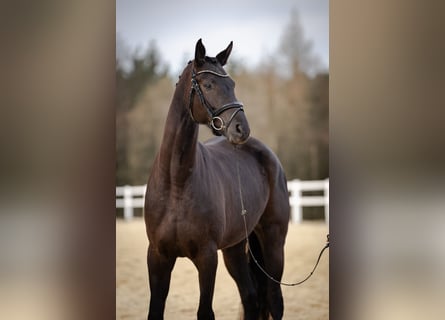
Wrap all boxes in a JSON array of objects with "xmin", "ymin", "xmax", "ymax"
[{"xmin": 186, "ymin": 39, "xmax": 250, "ymax": 145}]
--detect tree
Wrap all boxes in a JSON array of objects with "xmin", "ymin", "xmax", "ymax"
[
  {"xmin": 306, "ymin": 73, "xmax": 329, "ymax": 180},
  {"xmin": 279, "ymin": 8, "xmax": 322, "ymax": 78},
  {"xmin": 118, "ymin": 40, "xmax": 168, "ymax": 112},
  {"xmin": 116, "ymin": 39, "xmax": 169, "ymax": 186}
]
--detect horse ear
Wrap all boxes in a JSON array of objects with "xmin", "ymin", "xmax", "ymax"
[
  {"xmin": 216, "ymin": 41, "xmax": 233, "ymax": 66},
  {"xmin": 195, "ymin": 39, "xmax": 206, "ymax": 67}
]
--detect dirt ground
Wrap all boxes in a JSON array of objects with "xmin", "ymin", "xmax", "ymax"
[{"xmin": 116, "ymin": 219, "xmax": 329, "ymax": 319}]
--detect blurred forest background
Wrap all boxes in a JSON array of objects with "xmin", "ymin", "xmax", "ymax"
[{"xmin": 116, "ymin": 10, "xmax": 328, "ymax": 196}]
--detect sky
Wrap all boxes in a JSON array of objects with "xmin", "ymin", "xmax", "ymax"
[{"xmin": 116, "ymin": 0, "xmax": 329, "ymax": 76}]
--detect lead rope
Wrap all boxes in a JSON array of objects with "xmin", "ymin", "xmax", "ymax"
[{"xmin": 236, "ymin": 158, "xmax": 329, "ymax": 286}]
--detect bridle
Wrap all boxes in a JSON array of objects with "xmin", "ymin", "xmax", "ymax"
[{"xmin": 188, "ymin": 68, "xmax": 244, "ymax": 133}]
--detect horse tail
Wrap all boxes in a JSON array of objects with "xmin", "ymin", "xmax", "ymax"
[{"xmin": 248, "ymin": 231, "xmax": 269, "ymax": 319}]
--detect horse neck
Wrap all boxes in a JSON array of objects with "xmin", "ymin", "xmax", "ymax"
[{"xmin": 156, "ymin": 76, "xmax": 199, "ymax": 186}]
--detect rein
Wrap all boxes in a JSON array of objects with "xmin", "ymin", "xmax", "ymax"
[
  {"xmin": 188, "ymin": 68, "xmax": 244, "ymax": 132},
  {"xmin": 236, "ymin": 157, "xmax": 329, "ymax": 287}
]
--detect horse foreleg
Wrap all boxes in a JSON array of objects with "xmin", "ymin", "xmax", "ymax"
[
  {"xmin": 222, "ymin": 240, "xmax": 260, "ymax": 320},
  {"xmin": 192, "ymin": 247, "xmax": 218, "ymax": 320},
  {"xmin": 147, "ymin": 244, "xmax": 176, "ymax": 320}
]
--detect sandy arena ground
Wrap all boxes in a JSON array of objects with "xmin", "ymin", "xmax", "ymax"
[{"xmin": 117, "ymin": 219, "xmax": 329, "ymax": 319}]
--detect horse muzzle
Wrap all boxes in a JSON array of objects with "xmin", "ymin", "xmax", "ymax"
[{"xmin": 227, "ymin": 120, "xmax": 250, "ymax": 145}]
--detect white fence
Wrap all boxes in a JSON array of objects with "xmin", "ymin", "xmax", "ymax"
[
  {"xmin": 116, "ymin": 185, "xmax": 146, "ymax": 220},
  {"xmin": 116, "ymin": 179, "xmax": 329, "ymax": 223},
  {"xmin": 287, "ymin": 179, "xmax": 329, "ymax": 224}
]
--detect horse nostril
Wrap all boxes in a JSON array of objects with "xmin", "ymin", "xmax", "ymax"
[
  {"xmin": 231, "ymin": 123, "xmax": 250, "ymax": 144},
  {"xmin": 236, "ymin": 124, "xmax": 243, "ymax": 134}
]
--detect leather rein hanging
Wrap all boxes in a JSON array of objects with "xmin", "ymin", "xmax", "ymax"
[
  {"xmin": 188, "ymin": 69, "xmax": 244, "ymax": 133},
  {"xmin": 236, "ymin": 157, "xmax": 330, "ymax": 287}
]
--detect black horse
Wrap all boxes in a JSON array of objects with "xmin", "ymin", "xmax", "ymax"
[{"xmin": 144, "ymin": 39, "xmax": 290, "ymax": 320}]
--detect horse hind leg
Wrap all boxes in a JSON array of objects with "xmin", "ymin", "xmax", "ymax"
[
  {"xmin": 255, "ymin": 176, "xmax": 290, "ymax": 320},
  {"xmin": 222, "ymin": 240, "xmax": 260, "ymax": 320},
  {"xmin": 247, "ymin": 232, "xmax": 271, "ymax": 320},
  {"xmin": 147, "ymin": 244, "xmax": 176, "ymax": 320},
  {"xmin": 258, "ymin": 221, "xmax": 287, "ymax": 320}
]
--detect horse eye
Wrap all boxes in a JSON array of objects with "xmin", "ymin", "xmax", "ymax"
[{"xmin": 203, "ymin": 83, "xmax": 212, "ymax": 90}]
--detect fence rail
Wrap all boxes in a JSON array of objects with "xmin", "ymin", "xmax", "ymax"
[{"xmin": 116, "ymin": 179, "xmax": 329, "ymax": 223}]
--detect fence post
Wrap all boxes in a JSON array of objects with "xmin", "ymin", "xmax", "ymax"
[
  {"xmin": 289, "ymin": 180, "xmax": 302, "ymax": 224},
  {"xmin": 123, "ymin": 185, "xmax": 133, "ymax": 220},
  {"xmin": 324, "ymin": 179, "xmax": 329, "ymax": 223}
]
